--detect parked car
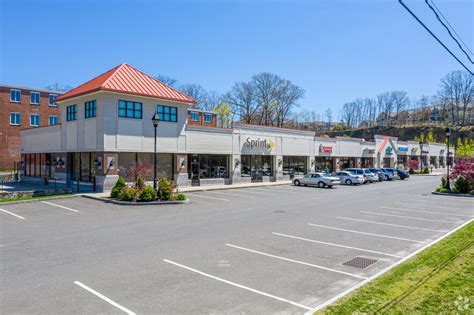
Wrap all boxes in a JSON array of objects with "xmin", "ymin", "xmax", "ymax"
[
  {"xmin": 293, "ymin": 172, "xmax": 340, "ymax": 188},
  {"xmin": 332, "ymin": 171, "xmax": 364, "ymax": 185},
  {"xmin": 345, "ymin": 168, "xmax": 375, "ymax": 183},
  {"xmin": 382, "ymin": 168, "xmax": 398, "ymax": 180},
  {"xmin": 397, "ymin": 169, "xmax": 410, "ymax": 180},
  {"xmin": 368, "ymin": 168, "xmax": 386, "ymax": 182}
]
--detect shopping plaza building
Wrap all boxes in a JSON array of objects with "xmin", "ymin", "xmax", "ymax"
[{"xmin": 19, "ymin": 64, "xmax": 453, "ymax": 191}]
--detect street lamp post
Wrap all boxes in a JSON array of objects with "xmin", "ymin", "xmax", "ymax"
[
  {"xmin": 445, "ymin": 127, "xmax": 451, "ymax": 190},
  {"xmin": 152, "ymin": 113, "xmax": 160, "ymax": 190},
  {"xmin": 419, "ymin": 141, "xmax": 424, "ymax": 172}
]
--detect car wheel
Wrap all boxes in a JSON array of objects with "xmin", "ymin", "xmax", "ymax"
[
  {"xmin": 345, "ymin": 179, "xmax": 352, "ymax": 185},
  {"xmin": 294, "ymin": 179, "xmax": 300, "ymax": 186},
  {"xmin": 328, "ymin": 185, "xmax": 333, "ymax": 188},
  {"xmin": 318, "ymin": 181, "xmax": 325, "ymax": 188},
  {"xmin": 385, "ymin": 175, "xmax": 389, "ymax": 180}
]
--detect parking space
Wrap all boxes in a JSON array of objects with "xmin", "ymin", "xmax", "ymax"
[{"xmin": 1, "ymin": 176, "xmax": 473, "ymax": 314}]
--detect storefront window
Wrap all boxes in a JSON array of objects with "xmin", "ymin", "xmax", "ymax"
[
  {"xmin": 314, "ymin": 157, "xmax": 333, "ymax": 172},
  {"xmin": 361, "ymin": 158, "xmax": 373, "ymax": 168},
  {"xmin": 339, "ymin": 157, "xmax": 356, "ymax": 170},
  {"xmin": 241, "ymin": 155, "xmax": 273, "ymax": 178},
  {"xmin": 187, "ymin": 154, "xmax": 229, "ymax": 179},
  {"xmin": 119, "ymin": 153, "xmax": 173, "ymax": 181},
  {"xmin": 283, "ymin": 156, "xmax": 307, "ymax": 175}
]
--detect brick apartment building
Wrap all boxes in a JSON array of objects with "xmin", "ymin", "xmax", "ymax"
[{"xmin": 0, "ymin": 84, "xmax": 62, "ymax": 170}]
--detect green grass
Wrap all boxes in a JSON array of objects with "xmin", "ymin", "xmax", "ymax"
[
  {"xmin": 317, "ymin": 221, "xmax": 474, "ymax": 314},
  {"xmin": 0, "ymin": 193, "xmax": 74, "ymax": 203}
]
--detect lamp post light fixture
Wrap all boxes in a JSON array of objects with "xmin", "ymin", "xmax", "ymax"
[
  {"xmin": 419, "ymin": 141, "xmax": 424, "ymax": 172},
  {"xmin": 445, "ymin": 127, "xmax": 451, "ymax": 190},
  {"xmin": 152, "ymin": 113, "xmax": 160, "ymax": 190}
]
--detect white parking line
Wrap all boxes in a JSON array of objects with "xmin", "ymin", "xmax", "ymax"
[
  {"xmin": 208, "ymin": 191, "xmax": 255, "ymax": 198},
  {"xmin": 307, "ymin": 223, "xmax": 424, "ymax": 243},
  {"xmin": 395, "ymin": 202, "xmax": 472, "ymax": 211},
  {"xmin": 360, "ymin": 211, "xmax": 458, "ymax": 224},
  {"xmin": 0, "ymin": 208, "xmax": 25, "ymax": 220},
  {"xmin": 73, "ymin": 281, "xmax": 136, "ymax": 315},
  {"xmin": 41, "ymin": 201, "xmax": 79, "ymax": 213},
  {"xmin": 239, "ymin": 190, "xmax": 277, "ymax": 196},
  {"xmin": 186, "ymin": 193, "xmax": 229, "ymax": 202},
  {"xmin": 272, "ymin": 232, "xmax": 404, "ymax": 258},
  {"xmin": 163, "ymin": 259, "xmax": 313, "ymax": 311},
  {"xmin": 226, "ymin": 243, "xmax": 367, "ymax": 279},
  {"xmin": 337, "ymin": 217, "xmax": 445, "ymax": 232},
  {"xmin": 381, "ymin": 206, "xmax": 474, "ymax": 218}
]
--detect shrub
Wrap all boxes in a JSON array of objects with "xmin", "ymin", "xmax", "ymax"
[
  {"xmin": 158, "ymin": 178, "xmax": 175, "ymax": 201},
  {"xmin": 139, "ymin": 185, "xmax": 157, "ymax": 202},
  {"xmin": 422, "ymin": 166, "xmax": 430, "ymax": 174},
  {"xmin": 450, "ymin": 159, "xmax": 474, "ymax": 189},
  {"xmin": 136, "ymin": 176, "xmax": 145, "ymax": 191},
  {"xmin": 408, "ymin": 168, "xmax": 415, "ymax": 175},
  {"xmin": 176, "ymin": 193, "xmax": 186, "ymax": 201},
  {"xmin": 453, "ymin": 176, "xmax": 471, "ymax": 194},
  {"xmin": 436, "ymin": 187, "xmax": 448, "ymax": 193},
  {"xmin": 470, "ymin": 190, "xmax": 474, "ymax": 195},
  {"xmin": 440, "ymin": 176, "xmax": 447, "ymax": 189},
  {"xmin": 111, "ymin": 176, "xmax": 125, "ymax": 198},
  {"xmin": 117, "ymin": 186, "xmax": 138, "ymax": 201},
  {"xmin": 125, "ymin": 160, "xmax": 153, "ymax": 184}
]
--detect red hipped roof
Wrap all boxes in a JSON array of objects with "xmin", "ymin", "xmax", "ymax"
[{"xmin": 55, "ymin": 63, "xmax": 196, "ymax": 104}]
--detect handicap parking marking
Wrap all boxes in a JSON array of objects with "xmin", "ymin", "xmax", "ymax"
[
  {"xmin": 225, "ymin": 243, "xmax": 367, "ymax": 279},
  {"xmin": 380, "ymin": 206, "xmax": 474, "ymax": 218},
  {"xmin": 73, "ymin": 281, "xmax": 136, "ymax": 315},
  {"xmin": 337, "ymin": 217, "xmax": 446, "ymax": 232},
  {"xmin": 271, "ymin": 232, "xmax": 404, "ymax": 258},
  {"xmin": 186, "ymin": 193, "xmax": 230, "ymax": 202},
  {"xmin": 163, "ymin": 259, "xmax": 313, "ymax": 311},
  {"xmin": 207, "ymin": 190, "xmax": 256, "ymax": 199},
  {"xmin": 360, "ymin": 211, "xmax": 458, "ymax": 224},
  {"xmin": 394, "ymin": 202, "xmax": 473, "ymax": 211},
  {"xmin": 307, "ymin": 223, "xmax": 424, "ymax": 243},
  {"xmin": 0, "ymin": 208, "xmax": 25, "ymax": 220},
  {"xmin": 41, "ymin": 201, "xmax": 79, "ymax": 213}
]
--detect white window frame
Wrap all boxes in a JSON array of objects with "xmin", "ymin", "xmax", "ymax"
[
  {"xmin": 30, "ymin": 114, "xmax": 40, "ymax": 127},
  {"xmin": 49, "ymin": 115, "xmax": 58, "ymax": 125},
  {"xmin": 49, "ymin": 94, "xmax": 58, "ymax": 107},
  {"xmin": 30, "ymin": 91, "xmax": 40, "ymax": 105},
  {"xmin": 10, "ymin": 112, "xmax": 20, "ymax": 125},
  {"xmin": 204, "ymin": 113, "xmax": 213, "ymax": 123},
  {"xmin": 10, "ymin": 89, "xmax": 21, "ymax": 103},
  {"xmin": 190, "ymin": 111, "xmax": 199, "ymax": 122}
]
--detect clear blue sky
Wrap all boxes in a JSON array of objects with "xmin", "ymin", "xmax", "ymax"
[{"xmin": 1, "ymin": 0, "xmax": 472, "ymax": 117}]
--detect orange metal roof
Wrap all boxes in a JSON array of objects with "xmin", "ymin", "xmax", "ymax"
[{"xmin": 55, "ymin": 63, "xmax": 196, "ymax": 104}]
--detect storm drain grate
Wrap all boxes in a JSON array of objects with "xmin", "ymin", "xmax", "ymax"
[{"xmin": 343, "ymin": 257, "xmax": 377, "ymax": 269}]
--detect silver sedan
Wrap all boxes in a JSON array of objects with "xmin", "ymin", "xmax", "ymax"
[
  {"xmin": 293, "ymin": 172, "xmax": 340, "ymax": 188},
  {"xmin": 331, "ymin": 171, "xmax": 364, "ymax": 185}
]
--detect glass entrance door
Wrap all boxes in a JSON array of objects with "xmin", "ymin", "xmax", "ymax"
[{"xmin": 241, "ymin": 155, "xmax": 273, "ymax": 182}]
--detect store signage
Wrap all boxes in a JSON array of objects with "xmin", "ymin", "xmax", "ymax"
[
  {"xmin": 245, "ymin": 137, "xmax": 275, "ymax": 151},
  {"xmin": 398, "ymin": 147, "xmax": 409, "ymax": 152},
  {"xmin": 364, "ymin": 148, "xmax": 375, "ymax": 154},
  {"xmin": 386, "ymin": 147, "xmax": 393, "ymax": 155},
  {"xmin": 422, "ymin": 150, "xmax": 429, "ymax": 154},
  {"xmin": 319, "ymin": 145, "xmax": 333, "ymax": 153}
]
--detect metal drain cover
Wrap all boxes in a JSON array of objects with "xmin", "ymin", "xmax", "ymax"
[{"xmin": 343, "ymin": 257, "xmax": 377, "ymax": 269}]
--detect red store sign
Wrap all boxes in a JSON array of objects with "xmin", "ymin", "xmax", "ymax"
[{"xmin": 320, "ymin": 145, "xmax": 333, "ymax": 153}]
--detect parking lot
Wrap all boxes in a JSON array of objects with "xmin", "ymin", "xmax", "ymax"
[{"xmin": 1, "ymin": 176, "xmax": 473, "ymax": 314}]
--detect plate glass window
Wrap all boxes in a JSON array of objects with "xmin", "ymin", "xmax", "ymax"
[
  {"xmin": 67, "ymin": 105, "xmax": 77, "ymax": 121},
  {"xmin": 49, "ymin": 94, "xmax": 58, "ymax": 106},
  {"xmin": 189, "ymin": 111, "xmax": 199, "ymax": 122},
  {"xmin": 49, "ymin": 115, "xmax": 58, "ymax": 125},
  {"xmin": 30, "ymin": 114, "xmax": 40, "ymax": 126},
  {"xmin": 157, "ymin": 105, "xmax": 177, "ymax": 122},
  {"xmin": 10, "ymin": 89, "xmax": 21, "ymax": 103},
  {"xmin": 10, "ymin": 113, "xmax": 20, "ymax": 125},
  {"xmin": 85, "ymin": 100, "xmax": 97, "ymax": 118},
  {"xmin": 118, "ymin": 100, "xmax": 142, "ymax": 119},
  {"xmin": 30, "ymin": 91, "xmax": 40, "ymax": 105},
  {"xmin": 204, "ymin": 113, "xmax": 213, "ymax": 123}
]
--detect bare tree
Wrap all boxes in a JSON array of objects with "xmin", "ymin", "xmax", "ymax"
[
  {"xmin": 179, "ymin": 84, "xmax": 207, "ymax": 109},
  {"xmin": 325, "ymin": 108, "xmax": 333, "ymax": 130},
  {"xmin": 391, "ymin": 91, "xmax": 410, "ymax": 124},
  {"xmin": 224, "ymin": 82, "xmax": 258, "ymax": 123},
  {"xmin": 438, "ymin": 70, "xmax": 473, "ymax": 125},
  {"xmin": 154, "ymin": 75, "xmax": 178, "ymax": 88},
  {"xmin": 45, "ymin": 83, "xmax": 73, "ymax": 93},
  {"xmin": 201, "ymin": 90, "xmax": 222, "ymax": 111}
]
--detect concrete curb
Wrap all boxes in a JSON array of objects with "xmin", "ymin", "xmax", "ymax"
[
  {"xmin": 178, "ymin": 181, "xmax": 292, "ymax": 193},
  {"xmin": 82, "ymin": 194, "xmax": 190, "ymax": 205},
  {"xmin": 431, "ymin": 191, "xmax": 474, "ymax": 198},
  {"xmin": 0, "ymin": 194, "xmax": 80, "ymax": 205}
]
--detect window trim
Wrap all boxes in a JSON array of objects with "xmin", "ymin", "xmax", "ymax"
[
  {"xmin": 49, "ymin": 115, "xmax": 58, "ymax": 125},
  {"xmin": 203, "ymin": 113, "xmax": 213, "ymax": 123},
  {"xmin": 30, "ymin": 114, "xmax": 40, "ymax": 127},
  {"xmin": 66, "ymin": 104, "xmax": 77, "ymax": 121},
  {"xmin": 30, "ymin": 91, "xmax": 40, "ymax": 105},
  {"xmin": 157, "ymin": 105, "xmax": 178, "ymax": 122},
  {"xmin": 10, "ymin": 89, "xmax": 21, "ymax": 103},
  {"xmin": 118, "ymin": 100, "xmax": 143, "ymax": 119},
  {"xmin": 10, "ymin": 112, "xmax": 21, "ymax": 126},
  {"xmin": 49, "ymin": 94, "xmax": 59, "ymax": 107},
  {"xmin": 189, "ymin": 111, "xmax": 199, "ymax": 122},
  {"xmin": 85, "ymin": 100, "xmax": 97, "ymax": 118}
]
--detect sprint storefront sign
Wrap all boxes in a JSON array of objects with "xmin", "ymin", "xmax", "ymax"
[{"xmin": 242, "ymin": 137, "xmax": 276, "ymax": 154}]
